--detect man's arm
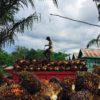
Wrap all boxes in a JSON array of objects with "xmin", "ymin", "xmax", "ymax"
[{"xmin": 45, "ymin": 44, "xmax": 49, "ymax": 46}]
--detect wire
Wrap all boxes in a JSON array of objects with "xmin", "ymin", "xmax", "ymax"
[{"xmin": 50, "ymin": 14, "xmax": 100, "ymax": 27}]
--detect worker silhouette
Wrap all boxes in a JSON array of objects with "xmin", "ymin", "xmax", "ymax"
[{"xmin": 44, "ymin": 36, "xmax": 52, "ymax": 62}]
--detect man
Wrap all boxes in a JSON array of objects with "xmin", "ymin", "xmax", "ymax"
[{"xmin": 44, "ymin": 36, "xmax": 52, "ymax": 62}]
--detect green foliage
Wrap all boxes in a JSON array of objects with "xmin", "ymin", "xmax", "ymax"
[
  {"xmin": 26, "ymin": 49, "xmax": 37, "ymax": 60},
  {"xmin": 12, "ymin": 46, "xmax": 29, "ymax": 59},
  {"xmin": 33, "ymin": 49, "xmax": 44, "ymax": 60},
  {"xmin": 0, "ymin": 67, "xmax": 8, "ymax": 83},
  {"xmin": 11, "ymin": 46, "xmax": 45, "ymax": 60},
  {"xmin": 51, "ymin": 52, "xmax": 67, "ymax": 61},
  {"xmin": 27, "ymin": 49, "xmax": 67, "ymax": 61},
  {"xmin": 0, "ymin": 49, "xmax": 14, "ymax": 66},
  {"xmin": 0, "ymin": 46, "xmax": 68, "ymax": 66}
]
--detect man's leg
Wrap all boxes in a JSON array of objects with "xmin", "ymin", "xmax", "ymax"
[
  {"xmin": 44, "ymin": 49, "xmax": 48, "ymax": 59},
  {"xmin": 47, "ymin": 50, "xmax": 51, "ymax": 62}
]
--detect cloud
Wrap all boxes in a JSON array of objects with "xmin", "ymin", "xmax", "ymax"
[{"xmin": 4, "ymin": 0, "xmax": 100, "ymax": 54}]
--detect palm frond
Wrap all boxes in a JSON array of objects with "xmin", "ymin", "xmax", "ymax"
[
  {"xmin": 97, "ymin": 34, "xmax": 100, "ymax": 40},
  {"xmin": 0, "ymin": 0, "xmax": 35, "ymax": 25},
  {"xmin": 12, "ymin": 14, "xmax": 34, "ymax": 32},
  {"xmin": 53, "ymin": 0, "xmax": 58, "ymax": 7},
  {"xmin": 97, "ymin": 39, "xmax": 100, "ymax": 47},
  {"xmin": 94, "ymin": 34, "xmax": 100, "ymax": 46},
  {"xmin": 0, "ymin": 13, "xmax": 38, "ymax": 48},
  {"xmin": 87, "ymin": 39, "xmax": 98, "ymax": 48},
  {"xmin": 28, "ymin": 0, "xmax": 35, "ymax": 8}
]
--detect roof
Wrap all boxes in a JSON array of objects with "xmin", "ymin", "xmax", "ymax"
[
  {"xmin": 79, "ymin": 48, "xmax": 100, "ymax": 58},
  {"xmin": 72, "ymin": 53, "xmax": 79, "ymax": 60}
]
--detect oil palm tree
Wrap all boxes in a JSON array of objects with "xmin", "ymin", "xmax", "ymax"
[
  {"xmin": 0, "ymin": 0, "xmax": 58, "ymax": 48},
  {"xmin": 87, "ymin": 34, "xmax": 100, "ymax": 48}
]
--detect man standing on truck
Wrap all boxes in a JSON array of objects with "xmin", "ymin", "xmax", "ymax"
[{"xmin": 44, "ymin": 36, "xmax": 52, "ymax": 62}]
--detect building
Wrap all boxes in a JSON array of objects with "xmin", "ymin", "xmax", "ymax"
[{"xmin": 78, "ymin": 48, "xmax": 100, "ymax": 71}]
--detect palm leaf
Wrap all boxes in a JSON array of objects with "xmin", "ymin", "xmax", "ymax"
[
  {"xmin": 97, "ymin": 34, "xmax": 100, "ymax": 40},
  {"xmin": 96, "ymin": 34, "xmax": 100, "ymax": 46},
  {"xmin": 28, "ymin": 0, "xmax": 35, "ymax": 8},
  {"xmin": 53, "ymin": 0, "xmax": 58, "ymax": 7},
  {"xmin": 0, "ymin": 0, "xmax": 35, "ymax": 25},
  {"xmin": 0, "ymin": 13, "xmax": 38, "ymax": 48},
  {"xmin": 97, "ymin": 39, "xmax": 100, "ymax": 47},
  {"xmin": 87, "ymin": 39, "xmax": 98, "ymax": 48}
]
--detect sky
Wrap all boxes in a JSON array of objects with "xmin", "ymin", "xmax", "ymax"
[{"xmin": 4, "ymin": 0, "xmax": 100, "ymax": 54}]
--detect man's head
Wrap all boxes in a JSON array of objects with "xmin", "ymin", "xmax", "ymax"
[{"xmin": 46, "ymin": 36, "xmax": 51, "ymax": 41}]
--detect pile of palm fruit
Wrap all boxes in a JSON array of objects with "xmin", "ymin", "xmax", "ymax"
[
  {"xmin": 14, "ymin": 59, "xmax": 87, "ymax": 72},
  {"xmin": 0, "ymin": 67, "xmax": 99, "ymax": 100}
]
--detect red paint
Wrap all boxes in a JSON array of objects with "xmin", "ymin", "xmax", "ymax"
[
  {"xmin": 33, "ymin": 72, "xmax": 77, "ymax": 80},
  {"xmin": 82, "ymin": 48, "xmax": 100, "ymax": 57},
  {"xmin": 6, "ymin": 69, "xmax": 20, "ymax": 83},
  {"xmin": 6, "ymin": 69, "xmax": 77, "ymax": 83}
]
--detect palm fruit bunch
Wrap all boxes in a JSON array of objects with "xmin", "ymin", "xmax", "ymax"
[
  {"xmin": 49, "ymin": 77, "xmax": 62, "ymax": 93},
  {"xmin": 61, "ymin": 76, "xmax": 75, "ymax": 92},
  {"xmin": 49, "ymin": 77, "xmax": 61, "ymax": 84},
  {"xmin": 0, "ymin": 85, "xmax": 15, "ymax": 100},
  {"xmin": 79, "ymin": 72, "xmax": 100, "ymax": 96},
  {"xmin": 92, "ymin": 66, "xmax": 100, "ymax": 96},
  {"xmin": 19, "ymin": 71, "xmax": 41, "ymax": 95},
  {"xmin": 36, "ymin": 79, "xmax": 52, "ymax": 98},
  {"xmin": 0, "ymin": 83, "xmax": 31, "ymax": 100},
  {"xmin": 38, "ymin": 78, "xmax": 61, "ymax": 99},
  {"xmin": 92, "ymin": 66, "xmax": 100, "ymax": 76},
  {"xmin": 39, "ymin": 79, "xmax": 50, "ymax": 96},
  {"xmin": 75, "ymin": 75, "xmax": 85, "ymax": 91}
]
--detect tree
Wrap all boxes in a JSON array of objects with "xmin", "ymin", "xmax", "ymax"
[
  {"xmin": 27, "ymin": 49, "xmax": 44, "ymax": 60},
  {"xmin": 87, "ymin": 34, "xmax": 100, "ymax": 48},
  {"xmin": 12, "ymin": 46, "xmax": 29, "ymax": 59},
  {"xmin": 51, "ymin": 52, "xmax": 67, "ymax": 61},
  {"xmin": 11, "ymin": 46, "xmax": 68, "ymax": 61},
  {"xmin": 26, "ymin": 49, "xmax": 37, "ymax": 60},
  {"xmin": 0, "ymin": 0, "xmax": 57, "ymax": 48},
  {"xmin": 0, "ymin": 49, "xmax": 14, "ymax": 66}
]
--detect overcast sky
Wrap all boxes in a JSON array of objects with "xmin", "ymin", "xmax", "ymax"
[{"xmin": 4, "ymin": 0, "xmax": 100, "ymax": 54}]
